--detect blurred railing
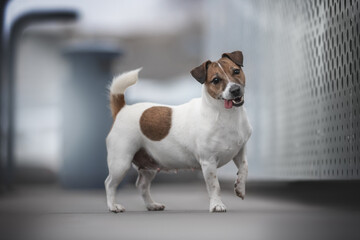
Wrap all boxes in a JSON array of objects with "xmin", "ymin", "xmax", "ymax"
[{"xmin": 204, "ymin": 0, "xmax": 360, "ymax": 180}]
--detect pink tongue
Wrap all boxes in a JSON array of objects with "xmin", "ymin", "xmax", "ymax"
[{"xmin": 224, "ymin": 100, "xmax": 233, "ymax": 109}]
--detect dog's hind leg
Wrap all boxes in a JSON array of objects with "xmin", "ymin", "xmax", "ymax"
[
  {"xmin": 105, "ymin": 160, "xmax": 131, "ymax": 213},
  {"xmin": 136, "ymin": 169, "xmax": 165, "ymax": 211},
  {"xmin": 105, "ymin": 138, "xmax": 134, "ymax": 213}
]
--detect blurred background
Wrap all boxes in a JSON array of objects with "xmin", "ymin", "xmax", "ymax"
[{"xmin": 0, "ymin": 0, "xmax": 360, "ymax": 239}]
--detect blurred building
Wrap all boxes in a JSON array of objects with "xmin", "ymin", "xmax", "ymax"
[{"xmin": 3, "ymin": 0, "xmax": 205, "ymax": 186}]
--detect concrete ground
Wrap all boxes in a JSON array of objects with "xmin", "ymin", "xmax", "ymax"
[{"xmin": 1, "ymin": 181, "xmax": 360, "ymax": 240}]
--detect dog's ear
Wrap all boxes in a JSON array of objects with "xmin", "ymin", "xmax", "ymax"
[
  {"xmin": 190, "ymin": 60, "xmax": 212, "ymax": 84},
  {"xmin": 222, "ymin": 51, "xmax": 243, "ymax": 67}
]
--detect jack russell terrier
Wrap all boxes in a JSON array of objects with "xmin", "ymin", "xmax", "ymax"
[{"xmin": 105, "ymin": 51, "xmax": 252, "ymax": 213}]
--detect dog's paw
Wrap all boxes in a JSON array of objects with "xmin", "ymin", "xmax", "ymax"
[
  {"xmin": 210, "ymin": 202, "xmax": 227, "ymax": 213},
  {"xmin": 235, "ymin": 188, "xmax": 245, "ymax": 200},
  {"xmin": 147, "ymin": 202, "xmax": 165, "ymax": 211},
  {"xmin": 109, "ymin": 203, "xmax": 125, "ymax": 213},
  {"xmin": 234, "ymin": 179, "xmax": 245, "ymax": 200}
]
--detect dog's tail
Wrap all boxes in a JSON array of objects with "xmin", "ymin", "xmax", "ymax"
[{"xmin": 109, "ymin": 68, "xmax": 142, "ymax": 120}]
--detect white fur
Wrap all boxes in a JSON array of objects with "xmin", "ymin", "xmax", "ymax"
[
  {"xmin": 105, "ymin": 68, "xmax": 252, "ymax": 213},
  {"xmin": 110, "ymin": 67, "xmax": 142, "ymax": 94}
]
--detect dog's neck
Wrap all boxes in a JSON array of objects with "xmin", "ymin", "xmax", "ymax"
[{"xmin": 201, "ymin": 85, "xmax": 241, "ymax": 115}]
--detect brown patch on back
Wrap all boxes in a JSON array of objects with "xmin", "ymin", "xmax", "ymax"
[
  {"xmin": 140, "ymin": 106, "xmax": 172, "ymax": 141},
  {"xmin": 110, "ymin": 94, "xmax": 125, "ymax": 120},
  {"xmin": 133, "ymin": 148, "xmax": 161, "ymax": 170}
]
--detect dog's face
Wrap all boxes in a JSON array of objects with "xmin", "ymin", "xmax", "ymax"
[{"xmin": 190, "ymin": 51, "xmax": 245, "ymax": 109}]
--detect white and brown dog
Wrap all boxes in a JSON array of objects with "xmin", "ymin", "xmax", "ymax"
[{"xmin": 105, "ymin": 51, "xmax": 252, "ymax": 213}]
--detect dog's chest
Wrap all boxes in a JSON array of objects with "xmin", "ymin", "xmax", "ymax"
[
  {"xmin": 203, "ymin": 126, "xmax": 241, "ymax": 153},
  {"xmin": 198, "ymin": 114, "xmax": 250, "ymax": 161}
]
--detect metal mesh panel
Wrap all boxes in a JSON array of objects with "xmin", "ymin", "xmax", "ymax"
[{"xmin": 205, "ymin": 0, "xmax": 360, "ymax": 179}]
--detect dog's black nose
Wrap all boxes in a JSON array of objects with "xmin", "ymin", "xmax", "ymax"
[{"xmin": 230, "ymin": 85, "xmax": 241, "ymax": 97}]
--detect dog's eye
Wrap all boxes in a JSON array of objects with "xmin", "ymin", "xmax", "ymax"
[
  {"xmin": 233, "ymin": 69, "xmax": 240, "ymax": 75},
  {"xmin": 211, "ymin": 78, "xmax": 221, "ymax": 84}
]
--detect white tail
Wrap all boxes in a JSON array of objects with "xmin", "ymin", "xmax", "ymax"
[
  {"xmin": 109, "ymin": 67, "xmax": 142, "ymax": 120},
  {"xmin": 110, "ymin": 67, "xmax": 142, "ymax": 95}
]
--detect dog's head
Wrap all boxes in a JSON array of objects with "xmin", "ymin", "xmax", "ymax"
[{"xmin": 190, "ymin": 51, "xmax": 245, "ymax": 109}]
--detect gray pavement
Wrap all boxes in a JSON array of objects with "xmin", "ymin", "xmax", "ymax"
[{"xmin": 0, "ymin": 182, "xmax": 360, "ymax": 240}]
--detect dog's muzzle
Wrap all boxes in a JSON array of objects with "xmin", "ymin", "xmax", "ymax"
[
  {"xmin": 224, "ymin": 84, "xmax": 244, "ymax": 109},
  {"xmin": 224, "ymin": 96, "xmax": 244, "ymax": 109}
]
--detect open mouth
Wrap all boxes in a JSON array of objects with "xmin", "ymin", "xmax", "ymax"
[{"xmin": 224, "ymin": 96, "xmax": 244, "ymax": 109}]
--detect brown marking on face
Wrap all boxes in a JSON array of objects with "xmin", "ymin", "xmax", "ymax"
[
  {"xmin": 204, "ymin": 58, "xmax": 246, "ymax": 99},
  {"xmin": 239, "ymin": 69, "xmax": 246, "ymax": 85},
  {"xmin": 110, "ymin": 94, "xmax": 125, "ymax": 120},
  {"xmin": 217, "ymin": 58, "xmax": 246, "ymax": 85},
  {"xmin": 133, "ymin": 148, "xmax": 161, "ymax": 170},
  {"xmin": 204, "ymin": 62, "xmax": 228, "ymax": 99},
  {"xmin": 140, "ymin": 106, "xmax": 172, "ymax": 141}
]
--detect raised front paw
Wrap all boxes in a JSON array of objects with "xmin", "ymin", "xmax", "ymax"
[
  {"xmin": 146, "ymin": 202, "xmax": 166, "ymax": 211},
  {"xmin": 210, "ymin": 201, "xmax": 227, "ymax": 213},
  {"xmin": 234, "ymin": 179, "xmax": 245, "ymax": 200}
]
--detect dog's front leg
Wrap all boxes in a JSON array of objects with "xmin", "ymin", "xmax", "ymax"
[
  {"xmin": 233, "ymin": 145, "xmax": 248, "ymax": 199},
  {"xmin": 200, "ymin": 158, "xmax": 226, "ymax": 212}
]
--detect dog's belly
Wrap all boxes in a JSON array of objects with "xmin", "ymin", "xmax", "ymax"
[
  {"xmin": 134, "ymin": 142, "xmax": 241, "ymax": 171},
  {"xmin": 136, "ymin": 141, "xmax": 200, "ymax": 170},
  {"xmin": 135, "ymin": 134, "xmax": 244, "ymax": 171}
]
